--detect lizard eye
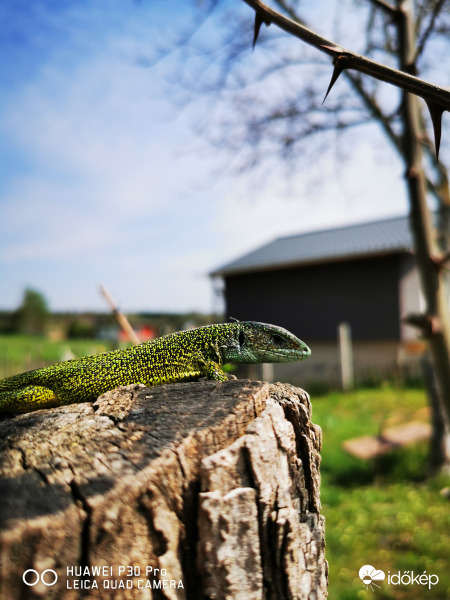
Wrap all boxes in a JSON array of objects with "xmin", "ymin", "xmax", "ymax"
[
  {"xmin": 239, "ymin": 331, "xmax": 246, "ymax": 347},
  {"xmin": 271, "ymin": 333, "xmax": 285, "ymax": 345}
]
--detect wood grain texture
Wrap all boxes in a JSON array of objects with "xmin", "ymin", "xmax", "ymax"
[{"xmin": 0, "ymin": 380, "xmax": 327, "ymax": 599}]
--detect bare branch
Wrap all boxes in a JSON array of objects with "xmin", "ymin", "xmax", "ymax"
[
  {"xmin": 274, "ymin": 0, "xmax": 306, "ymax": 24},
  {"xmin": 343, "ymin": 70, "xmax": 402, "ymax": 151},
  {"xmin": 366, "ymin": 0, "xmax": 397, "ymax": 17},
  {"xmin": 268, "ymin": 3, "xmax": 404, "ymax": 154},
  {"xmin": 414, "ymin": 0, "xmax": 448, "ymax": 63}
]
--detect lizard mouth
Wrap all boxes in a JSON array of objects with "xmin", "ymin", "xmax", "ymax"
[
  {"xmin": 261, "ymin": 345, "xmax": 311, "ymax": 363},
  {"xmin": 235, "ymin": 344, "xmax": 311, "ymax": 364}
]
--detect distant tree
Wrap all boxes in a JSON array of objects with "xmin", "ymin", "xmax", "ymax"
[{"xmin": 14, "ymin": 288, "xmax": 49, "ymax": 336}]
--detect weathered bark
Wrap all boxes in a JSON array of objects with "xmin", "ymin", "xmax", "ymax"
[
  {"xmin": 0, "ymin": 380, "xmax": 327, "ymax": 600},
  {"xmin": 421, "ymin": 354, "xmax": 450, "ymax": 471}
]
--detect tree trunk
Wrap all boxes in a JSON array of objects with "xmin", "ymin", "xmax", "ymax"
[
  {"xmin": 396, "ymin": 0, "xmax": 450, "ymax": 470},
  {"xmin": 421, "ymin": 354, "xmax": 450, "ymax": 471},
  {"xmin": 0, "ymin": 380, "xmax": 327, "ymax": 600}
]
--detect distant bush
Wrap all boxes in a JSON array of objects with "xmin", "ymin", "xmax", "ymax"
[
  {"xmin": 13, "ymin": 288, "xmax": 49, "ymax": 336},
  {"xmin": 67, "ymin": 321, "xmax": 96, "ymax": 339}
]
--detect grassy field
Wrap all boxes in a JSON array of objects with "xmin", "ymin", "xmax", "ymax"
[
  {"xmin": 312, "ymin": 387, "xmax": 449, "ymax": 599},
  {"xmin": 0, "ymin": 334, "xmax": 115, "ymax": 378}
]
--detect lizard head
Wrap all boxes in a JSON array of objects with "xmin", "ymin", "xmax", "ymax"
[{"xmin": 222, "ymin": 321, "xmax": 311, "ymax": 364}]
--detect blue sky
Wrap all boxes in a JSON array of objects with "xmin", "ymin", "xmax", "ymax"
[{"xmin": 0, "ymin": 0, "xmax": 411, "ymax": 313}]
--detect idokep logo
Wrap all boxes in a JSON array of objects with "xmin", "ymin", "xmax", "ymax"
[
  {"xmin": 359, "ymin": 565, "xmax": 385, "ymax": 591},
  {"xmin": 359, "ymin": 564, "xmax": 440, "ymax": 592},
  {"xmin": 22, "ymin": 569, "xmax": 58, "ymax": 587}
]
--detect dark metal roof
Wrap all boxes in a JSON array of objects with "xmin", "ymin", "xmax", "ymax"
[{"xmin": 212, "ymin": 215, "xmax": 413, "ymax": 276}]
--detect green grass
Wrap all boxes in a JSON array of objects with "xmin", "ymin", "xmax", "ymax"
[
  {"xmin": 312, "ymin": 387, "xmax": 450, "ymax": 599},
  {"xmin": 0, "ymin": 334, "xmax": 115, "ymax": 378}
]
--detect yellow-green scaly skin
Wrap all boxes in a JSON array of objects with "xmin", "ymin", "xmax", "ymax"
[{"xmin": 0, "ymin": 321, "xmax": 310, "ymax": 414}]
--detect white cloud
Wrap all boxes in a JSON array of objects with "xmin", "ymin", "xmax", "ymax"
[
  {"xmin": 0, "ymin": 7, "xmax": 229, "ymax": 312},
  {"xmin": 0, "ymin": 31, "xmax": 218, "ymax": 259}
]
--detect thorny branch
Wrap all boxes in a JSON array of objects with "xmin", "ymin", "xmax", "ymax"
[{"xmin": 243, "ymin": 0, "xmax": 449, "ymax": 156}]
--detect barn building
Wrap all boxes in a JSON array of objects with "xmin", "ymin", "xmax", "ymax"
[{"xmin": 211, "ymin": 215, "xmax": 426, "ymax": 387}]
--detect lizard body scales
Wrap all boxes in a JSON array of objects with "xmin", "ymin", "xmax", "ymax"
[{"xmin": 0, "ymin": 321, "xmax": 310, "ymax": 414}]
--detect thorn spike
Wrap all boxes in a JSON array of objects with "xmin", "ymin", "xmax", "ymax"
[
  {"xmin": 323, "ymin": 59, "xmax": 345, "ymax": 104},
  {"xmin": 425, "ymin": 100, "xmax": 443, "ymax": 160},
  {"xmin": 253, "ymin": 13, "xmax": 263, "ymax": 50}
]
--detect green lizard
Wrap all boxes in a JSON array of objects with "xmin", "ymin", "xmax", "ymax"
[{"xmin": 0, "ymin": 321, "xmax": 310, "ymax": 414}]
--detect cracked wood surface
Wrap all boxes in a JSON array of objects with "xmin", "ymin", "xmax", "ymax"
[{"xmin": 0, "ymin": 380, "xmax": 327, "ymax": 600}]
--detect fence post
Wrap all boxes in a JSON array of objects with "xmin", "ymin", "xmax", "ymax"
[
  {"xmin": 339, "ymin": 322, "xmax": 354, "ymax": 391},
  {"xmin": 261, "ymin": 362, "xmax": 274, "ymax": 382}
]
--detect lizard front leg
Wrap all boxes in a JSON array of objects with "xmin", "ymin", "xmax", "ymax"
[
  {"xmin": 191, "ymin": 348, "xmax": 229, "ymax": 382},
  {"xmin": 203, "ymin": 360, "xmax": 229, "ymax": 381}
]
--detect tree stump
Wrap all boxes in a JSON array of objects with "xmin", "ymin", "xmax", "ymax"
[{"xmin": 0, "ymin": 380, "xmax": 327, "ymax": 600}]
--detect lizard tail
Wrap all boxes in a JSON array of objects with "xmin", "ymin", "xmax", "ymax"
[
  {"xmin": 0, "ymin": 385, "xmax": 59, "ymax": 413},
  {"xmin": 0, "ymin": 370, "xmax": 37, "ymax": 392}
]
